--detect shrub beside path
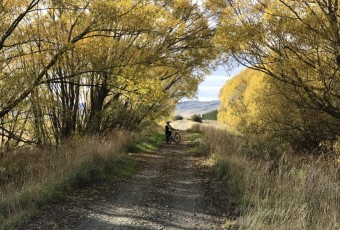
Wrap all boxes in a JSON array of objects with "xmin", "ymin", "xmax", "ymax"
[{"xmin": 19, "ymin": 131, "xmax": 235, "ymax": 230}]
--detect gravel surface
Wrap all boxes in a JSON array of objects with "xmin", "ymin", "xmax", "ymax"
[{"xmin": 19, "ymin": 132, "xmax": 236, "ymax": 230}]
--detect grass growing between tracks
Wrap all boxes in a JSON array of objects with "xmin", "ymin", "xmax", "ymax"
[
  {"xmin": 185, "ymin": 131, "xmax": 207, "ymax": 157},
  {"xmin": 0, "ymin": 131, "xmax": 151, "ymax": 229},
  {"xmin": 198, "ymin": 126, "xmax": 340, "ymax": 230},
  {"xmin": 129, "ymin": 132, "xmax": 164, "ymax": 153}
]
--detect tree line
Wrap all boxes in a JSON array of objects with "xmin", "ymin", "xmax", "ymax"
[
  {"xmin": 0, "ymin": 0, "xmax": 215, "ymax": 150},
  {"xmin": 214, "ymin": 0, "xmax": 339, "ymax": 150},
  {"xmin": 1, "ymin": 0, "xmax": 339, "ymax": 152}
]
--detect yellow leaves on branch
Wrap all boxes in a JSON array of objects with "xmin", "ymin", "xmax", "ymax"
[
  {"xmin": 213, "ymin": 0, "xmax": 340, "ymax": 123},
  {"xmin": 218, "ymin": 66, "xmax": 339, "ymax": 149},
  {"xmin": 0, "ymin": 0, "xmax": 214, "ymax": 145},
  {"xmin": 218, "ymin": 69, "xmax": 255, "ymax": 132}
]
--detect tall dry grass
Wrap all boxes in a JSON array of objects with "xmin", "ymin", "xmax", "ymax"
[
  {"xmin": 199, "ymin": 126, "xmax": 340, "ymax": 230},
  {"xmin": 0, "ymin": 131, "xmax": 136, "ymax": 229}
]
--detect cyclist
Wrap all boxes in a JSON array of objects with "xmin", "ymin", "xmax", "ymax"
[{"xmin": 165, "ymin": 121, "xmax": 174, "ymax": 144}]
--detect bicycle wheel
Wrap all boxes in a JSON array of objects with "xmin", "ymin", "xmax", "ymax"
[{"xmin": 174, "ymin": 132, "xmax": 181, "ymax": 144}]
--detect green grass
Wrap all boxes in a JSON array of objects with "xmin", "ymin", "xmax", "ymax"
[
  {"xmin": 187, "ymin": 132, "xmax": 202, "ymax": 142},
  {"xmin": 185, "ymin": 132, "xmax": 208, "ymax": 157},
  {"xmin": 129, "ymin": 132, "xmax": 164, "ymax": 153},
  {"xmin": 1, "ymin": 209, "xmax": 33, "ymax": 230},
  {"xmin": 187, "ymin": 144, "xmax": 207, "ymax": 157},
  {"xmin": 102, "ymin": 156, "xmax": 140, "ymax": 179}
]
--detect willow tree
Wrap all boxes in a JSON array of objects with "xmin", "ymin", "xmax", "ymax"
[
  {"xmin": 0, "ymin": 0, "xmax": 215, "ymax": 147},
  {"xmin": 210, "ymin": 0, "xmax": 339, "ymax": 120},
  {"xmin": 42, "ymin": 0, "xmax": 214, "ymax": 136},
  {"xmin": 219, "ymin": 68, "xmax": 339, "ymax": 149}
]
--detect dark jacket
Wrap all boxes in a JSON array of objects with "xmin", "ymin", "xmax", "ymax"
[{"xmin": 165, "ymin": 124, "xmax": 172, "ymax": 134}]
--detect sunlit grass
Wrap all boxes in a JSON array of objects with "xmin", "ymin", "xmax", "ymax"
[
  {"xmin": 187, "ymin": 132, "xmax": 203, "ymax": 142},
  {"xmin": 130, "ymin": 132, "xmax": 164, "ymax": 153},
  {"xmin": 200, "ymin": 126, "xmax": 340, "ymax": 230},
  {"xmin": 0, "ymin": 131, "xmax": 139, "ymax": 229}
]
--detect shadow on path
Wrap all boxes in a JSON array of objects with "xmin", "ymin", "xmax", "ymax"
[{"xmin": 20, "ymin": 132, "xmax": 234, "ymax": 230}]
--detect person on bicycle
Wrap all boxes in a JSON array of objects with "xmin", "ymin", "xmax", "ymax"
[{"xmin": 165, "ymin": 121, "xmax": 174, "ymax": 144}]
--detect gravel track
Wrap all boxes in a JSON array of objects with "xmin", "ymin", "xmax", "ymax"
[{"xmin": 20, "ymin": 132, "xmax": 233, "ymax": 230}]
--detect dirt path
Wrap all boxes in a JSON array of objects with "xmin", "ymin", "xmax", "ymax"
[{"xmin": 20, "ymin": 132, "xmax": 234, "ymax": 230}]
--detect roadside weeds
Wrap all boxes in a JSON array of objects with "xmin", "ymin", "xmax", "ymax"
[
  {"xmin": 0, "ymin": 131, "xmax": 163, "ymax": 229},
  {"xmin": 199, "ymin": 126, "xmax": 340, "ymax": 230}
]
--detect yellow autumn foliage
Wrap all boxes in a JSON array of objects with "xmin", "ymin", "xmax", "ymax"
[
  {"xmin": 213, "ymin": 0, "xmax": 340, "ymax": 121},
  {"xmin": 0, "ymin": 0, "xmax": 215, "ymax": 148},
  {"xmin": 219, "ymin": 68, "xmax": 339, "ymax": 149}
]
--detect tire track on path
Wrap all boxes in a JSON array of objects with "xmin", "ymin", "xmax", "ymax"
[{"xmin": 20, "ymin": 132, "xmax": 231, "ymax": 230}]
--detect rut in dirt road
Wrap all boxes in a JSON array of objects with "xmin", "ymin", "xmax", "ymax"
[{"xmin": 20, "ymin": 132, "xmax": 232, "ymax": 230}]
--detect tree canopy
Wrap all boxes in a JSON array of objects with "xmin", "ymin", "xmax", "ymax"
[
  {"xmin": 218, "ymin": 68, "xmax": 340, "ymax": 149},
  {"xmin": 210, "ymin": 0, "xmax": 339, "ymax": 120},
  {"xmin": 0, "ymin": 0, "xmax": 215, "ymax": 149},
  {"xmin": 1, "ymin": 0, "xmax": 339, "ymax": 151}
]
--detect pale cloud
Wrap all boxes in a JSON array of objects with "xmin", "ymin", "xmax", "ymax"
[{"xmin": 196, "ymin": 66, "xmax": 244, "ymax": 101}]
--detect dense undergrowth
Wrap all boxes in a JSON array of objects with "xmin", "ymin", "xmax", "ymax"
[
  {"xmin": 197, "ymin": 125, "xmax": 340, "ymax": 230},
  {"xmin": 0, "ymin": 130, "xmax": 162, "ymax": 229}
]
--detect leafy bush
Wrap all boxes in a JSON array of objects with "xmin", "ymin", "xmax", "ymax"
[
  {"xmin": 218, "ymin": 68, "xmax": 339, "ymax": 151},
  {"xmin": 173, "ymin": 115, "xmax": 184, "ymax": 121},
  {"xmin": 191, "ymin": 114, "xmax": 202, "ymax": 123}
]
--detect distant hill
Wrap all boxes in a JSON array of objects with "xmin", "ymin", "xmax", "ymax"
[{"xmin": 175, "ymin": 100, "xmax": 220, "ymax": 118}]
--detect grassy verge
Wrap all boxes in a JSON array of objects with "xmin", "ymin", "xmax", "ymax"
[
  {"xmin": 128, "ymin": 132, "xmax": 164, "ymax": 153},
  {"xmin": 199, "ymin": 126, "xmax": 340, "ymax": 230},
  {"xmin": 185, "ymin": 130, "xmax": 207, "ymax": 157},
  {"xmin": 0, "ymin": 130, "xmax": 158, "ymax": 229}
]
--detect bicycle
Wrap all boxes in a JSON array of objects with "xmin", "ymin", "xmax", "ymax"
[{"xmin": 166, "ymin": 130, "xmax": 181, "ymax": 144}]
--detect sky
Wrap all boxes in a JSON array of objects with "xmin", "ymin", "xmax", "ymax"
[
  {"xmin": 186, "ymin": 0, "xmax": 244, "ymax": 101},
  {"xmin": 195, "ymin": 66, "xmax": 244, "ymax": 101}
]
